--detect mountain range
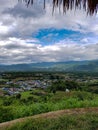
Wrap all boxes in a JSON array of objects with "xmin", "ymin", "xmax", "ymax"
[{"xmin": 0, "ymin": 60, "xmax": 98, "ymax": 72}]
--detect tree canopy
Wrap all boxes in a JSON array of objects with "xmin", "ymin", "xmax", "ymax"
[{"xmin": 20, "ymin": 0, "xmax": 98, "ymax": 15}]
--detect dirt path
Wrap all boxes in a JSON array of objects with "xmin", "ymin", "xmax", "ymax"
[{"xmin": 0, "ymin": 107, "xmax": 98, "ymax": 129}]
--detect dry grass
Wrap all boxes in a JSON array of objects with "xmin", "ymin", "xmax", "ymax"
[{"xmin": 0, "ymin": 107, "xmax": 98, "ymax": 130}]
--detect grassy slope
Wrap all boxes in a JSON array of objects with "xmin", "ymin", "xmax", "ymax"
[
  {"xmin": 0, "ymin": 107, "xmax": 98, "ymax": 130},
  {"xmin": 0, "ymin": 91, "xmax": 98, "ymax": 123}
]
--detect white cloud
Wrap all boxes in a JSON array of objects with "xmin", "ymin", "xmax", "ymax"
[
  {"xmin": 0, "ymin": 38, "xmax": 98, "ymax": 64},
  {"xmin": 0, "ymin": 23, "xmax": 9, "ymax": 34},
  {"xmin": 0, "ymin": 1, "xmax": 98, "ymax": 64},
  {"xmin": 0, "ymin": 1, "xmax": 98, "ymax": 39}
]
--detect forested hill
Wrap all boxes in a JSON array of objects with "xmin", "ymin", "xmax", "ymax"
[{"xmin": 0, "ymin": 60, "xmax": 98, "ymax": 72}]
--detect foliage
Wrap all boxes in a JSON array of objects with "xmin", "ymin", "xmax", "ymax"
[
  {"xmin": 16, "ymin": 94, "xmax": 21, "ymax": 99},
  {"xmin": 0, "ymin": 90, "xmax": 98, "ymax": 123},
  {"xmin": 48, "ymin": 80, "xmax": 81, "ymax": 93}
]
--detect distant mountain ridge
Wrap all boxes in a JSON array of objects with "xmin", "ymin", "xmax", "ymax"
[{"xmin": 0, "ymin": 60, "xmax": 98, "ymax": 72}]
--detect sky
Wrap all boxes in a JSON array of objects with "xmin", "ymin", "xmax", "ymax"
[{"xmin": 0, "ymin": 0, "xmax": 98, "ymax": 65}]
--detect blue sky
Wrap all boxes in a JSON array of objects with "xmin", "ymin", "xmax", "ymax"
[
  {"xmin": 34, "ymin": 28, "xmax": 97, "ymax": 45},
  {"xmin": 0, "ymin": 0, "xmax": 98, "ymax": 64},
  {"xmin": 34, "ymin": 28, "xmax": 81, "ymax": 45}
]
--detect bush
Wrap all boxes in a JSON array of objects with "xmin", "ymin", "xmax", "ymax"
[
  {"xmin": 0, "ymin": 107, "xmax": 14, "ymax": 123},
  {"xmin": 16, "ymin": 94, "xmax": 21, "ymax": 99}
]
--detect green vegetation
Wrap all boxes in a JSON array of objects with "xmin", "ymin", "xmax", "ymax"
[
  {"xmin": 48, "ymin": 80, "xmax": 80, "ymax": 92},
  {"xmin": 0, "ymin": 71, "xmax": 98, "ymax": 128},
  {"xmin": 2, "ymin": 113, "xmax": 98, "ymax": 130},
  {"xmin": 0, "ymin": 90, "xmax": 98, "ymax": 123}
]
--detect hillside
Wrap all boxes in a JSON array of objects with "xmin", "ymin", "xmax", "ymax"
[
  {"xmin": 0, "ymin": 60, "xmax": 98, "ymax": 72},
  {"xmin": 0, "ymin": 107, "xmax": 98, "ymax": 130}
]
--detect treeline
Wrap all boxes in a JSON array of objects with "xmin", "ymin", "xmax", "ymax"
[
  {"xmin": 1, "ymin": 72, "xmax": 43, "ymax": 79},
  {"xmin": 48, "ymin": 80, "xmax": 81, "ymax": 93},
  {"xmin": 1, "ymin": 72, "xmax": 65, "ymax": 80}
]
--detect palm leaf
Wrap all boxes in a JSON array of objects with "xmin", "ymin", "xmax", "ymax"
[{"xmin": 19, "ymin": 0, "xmax": 98, "ymax": 15}]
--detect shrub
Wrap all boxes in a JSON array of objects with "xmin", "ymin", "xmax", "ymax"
[
  {"xmin": 16, "ymin": 94, "xmax": 21, "ymax": 99},
  {"xmin": 0, "ymin": 107, "xmax": 14, "ymax": 123}
]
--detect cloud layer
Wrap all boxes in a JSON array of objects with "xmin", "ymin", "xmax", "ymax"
[
  {"xmin": 0, "ymin": 38, "xmax": 98, "ymax": 64},
  {"xmin": 0, "ymin": 0, "xmax": 98, "ymax": 64}
]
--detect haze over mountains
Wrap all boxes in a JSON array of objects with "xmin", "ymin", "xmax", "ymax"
[{"xmin": 0, "ymin": 60, "xmax": 98, "ymax": 72}]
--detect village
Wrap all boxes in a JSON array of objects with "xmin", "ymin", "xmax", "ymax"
[
  {"xmin": 0, "ymin": 72, "xmax": 98, "ymax": 96},
  {"xmin": 1, "ymin": 79, "xmax": 53, "ymax": 96}
]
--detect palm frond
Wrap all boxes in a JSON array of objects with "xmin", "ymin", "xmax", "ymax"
[{"xmin": 20, "ymin": 0, "xmax": 98, "ymax": 15}]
